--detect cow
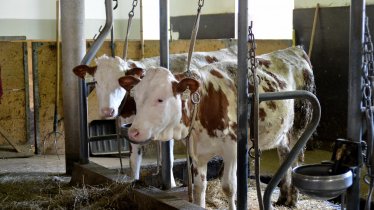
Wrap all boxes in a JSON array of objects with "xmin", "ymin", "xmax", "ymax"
[
  {"xmin": 118, "ymin": 46, "xmax": 315, "ymax": 210},
  {"xmin": 73, "ymin": 55, "xmax": 177, "ymax": 186},
  {"xmin": 72, "ymin": 47, "xmax": 239, "ymax": 186}
]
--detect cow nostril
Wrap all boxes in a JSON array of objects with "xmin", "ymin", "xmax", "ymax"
[
  {"xmin": 129, "ymin": 128, "xmax": 140, "ymax": 139},
  {"xmin": 109, "ymin": 108, "xmax": 115, "ymax": 116}
]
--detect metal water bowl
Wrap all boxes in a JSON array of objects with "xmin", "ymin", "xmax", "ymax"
[{"xmin": 292, "ymin": 164, "xmax": 353, "ymax": 200}]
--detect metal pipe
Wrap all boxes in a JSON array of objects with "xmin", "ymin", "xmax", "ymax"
[
  {"xmin": 61, "ymin": 0, "xmax": 86, "ymax": 174},
  {"xmin": 259, "ymin": 90, "xmax": 321, "ymax": 210},
  {"xmin": 347, "ymin": 0, "xmax": 365, "ymax": 209},
  {"xmin": 159, "ymin": 0, "xmax": 172, "ymax": 190},
  {"xmin": 237, "ymin": 0, "xmax": 249, "ymax": 209},
  {"xmin": 81, "ymin": 0, "xmax": 113, "ymax": 65},
  {"xmin": 140, "ymin": 0, "xmax": 144, "ymax": 59}
]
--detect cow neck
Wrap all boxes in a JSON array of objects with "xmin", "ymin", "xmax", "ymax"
[{"xmin": 177, "ymin": 71, "xmax": 201, "ymax": 140}]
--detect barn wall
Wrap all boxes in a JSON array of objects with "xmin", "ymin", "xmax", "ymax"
[
  {"xmin": 293, "ymin": 5, "xmax": 374, "ymax": 149},
  {"xmin": 0, "ymin": 42, "xmax": 26, "ymax": 148},
  {"xmin": 0, "ymin": 39, "xmax": 291, "ymax": 155}
]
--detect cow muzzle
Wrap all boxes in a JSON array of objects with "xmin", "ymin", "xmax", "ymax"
[{"xmin": 121, "ymin": 124, "xmax": 152, "ymax": 145}]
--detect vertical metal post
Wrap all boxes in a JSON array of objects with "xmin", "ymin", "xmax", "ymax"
[
  {"xmin": 237, "ymin": 0, "xmax": 249, "ymax": 209},
  {"xmin": 160, "ymin": 0, "xmax": 172, "ymax": 190},
  {"xmin": 61, "ymin": 0, "xmax": 86, "ymax": 174},
  {"xmin": 347, "ymin": 0, "xmax": 365, "ymax": 209}
]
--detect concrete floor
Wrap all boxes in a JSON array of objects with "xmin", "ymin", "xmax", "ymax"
[{"xmin": 0, "ymin": 149, "xmax": 331, "ymax": 175}]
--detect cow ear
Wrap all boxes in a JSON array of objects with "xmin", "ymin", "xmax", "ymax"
[
  {"xmin": 125, "ymin": 68, "xmax": 146, "ymax": 79},
  {"xmin": 118, "ymin": 75, "xmax": 141, "ymax": 92},
  {"xmin": 173, "ymin": 78, "xmax": 200, "ymax": 95},
  {"xmin": 73, "ymin": 65, "xmax": 97, "ymax": 79}
]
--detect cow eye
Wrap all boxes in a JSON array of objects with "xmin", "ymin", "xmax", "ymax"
[{"xmin": 158, "ymin": 99, "xmax": 163, "ymax": 103}]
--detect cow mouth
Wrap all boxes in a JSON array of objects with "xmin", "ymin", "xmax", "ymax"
[{"xmin": 120, "ymin": 123, "xmax": 153, "ymax": 145}]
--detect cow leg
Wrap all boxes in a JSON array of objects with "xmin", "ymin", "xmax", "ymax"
[
  {"xmin": 275, "ymin": 143, "xmax": 298, "ymax": 207},
  {"xmin": 130, "ymin": 143, "xmax": 143, "ymax": 180},
  {"xmin": 221, "ymin": 147, "xmax": 237, "ymax": 210},
  {"xmin": 192, "ymin": 160, "xmax": 208, "ymax": 208}
]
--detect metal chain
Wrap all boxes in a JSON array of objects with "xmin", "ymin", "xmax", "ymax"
[
  {"xmin": 128, "ymin": 0, "xmax": 138, "ymax": 18},
  {"xmin": 248, "ymin": 21, "xmax": 258, "ymax": 157},
  {"xmin": 186, "ymin": 0, "xmax": 204, "ymax": 77},
  {"xmin": 123, "ymin": 0, "xmax": 139, "ymax": 61}
]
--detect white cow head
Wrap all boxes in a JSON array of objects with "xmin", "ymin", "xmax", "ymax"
[
  {"xmin": 73, "ymin": 55, "xmax": 127, "ymax": 118},
  {"xmin": 118, "ymin": 67, "xmax": 199, "ymax": 143}
]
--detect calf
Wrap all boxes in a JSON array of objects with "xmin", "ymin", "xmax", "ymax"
[
  {"xmin": 73, "ymin": 55, "xmax": 176, "ymax": 186},
  {"xmin": 118, "ymin": 47, "xmax": 315, "ymax": 209}
]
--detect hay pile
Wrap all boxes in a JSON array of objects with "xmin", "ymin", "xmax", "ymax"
[
  {"xmin": 206, "ymin": 178, "xmax": 340, "ymax": 210},
  {"xmin": 0, "ymin": 173, "xmax": 137, "ymax": 209}
]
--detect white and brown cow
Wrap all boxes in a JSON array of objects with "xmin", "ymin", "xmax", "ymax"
[{"xmin": 118, "ymin": 47, "xmax": 315, "ymax": 209}]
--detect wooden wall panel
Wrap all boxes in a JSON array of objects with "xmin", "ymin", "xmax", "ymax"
[{"xmin": 0, "ymin": 42, "xmax": 26, "ymax": 146}]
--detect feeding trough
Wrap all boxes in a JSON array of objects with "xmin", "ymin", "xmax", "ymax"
[{"xmin": 292, "ymin": 163, "xmax": 353, "ymax": 200}]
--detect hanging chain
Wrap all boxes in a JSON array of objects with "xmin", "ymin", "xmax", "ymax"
[
  {"xmin": 123, "ymin": 0, "xmax": 139, "ymax": 61},
  {"xmin": 128, "ymin": 0, "xmax": 138, "ymax": 18},
  {"xmin": 248, "ymin": 21, "xmax": 259, "ymax": 158},
  {"xmin": 363, "ymin": 16, "xmax": 374, "ymax": 178},
  {"xmin": 186, "ymin": 0, "xmax": 204, "ymax": 77}
]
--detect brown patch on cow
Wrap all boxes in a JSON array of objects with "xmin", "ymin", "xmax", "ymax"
[
  {"xmin": 129, "ymin": 63, "xmax": 138, "ymax": 69},
  {"xmin": 205, "ymin": 55, "xmax": 219, "ymax": 64},
  {"xmin": 200, "ymin": 174, "xmax": 206, "ymax": 182},
  {"xmin": 192, "ymin": 166, "xmax": 198, "ymax": 177},
  {"xmin": 262, "ymin": 78, "xmax": 276, "ymax": 92},
  {"xmin": 210, "ymin": 69, "xmax": 224, "ymax": 78},
  {"xmin": 198, "ymin": 82, "xmax": 231, "ymax": 138},
  {"xmin": 119, "ymin": 94, "xmax": 137, "ymax": 118},
  {"xmin": 258, "ymin": 58, "xmax": 272, "ymax": 68},
  {"xmin": 259, "ymin": 108, "xmax": 266, "ymax": 121},
  {"xmin": 262, "ymin": 69, "xmax": 287, "ymax": 89},
  {"xmin": 126, "ymin": 68, "xmax": 145, "ymax": 79},
  {"xmin": 266, "ymin": 101, "xmax": 277, "ymax": 111}
]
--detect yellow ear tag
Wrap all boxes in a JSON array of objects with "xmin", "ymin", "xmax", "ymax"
[{"xmin": 182, "ymin": 86, "xmax": 191, "ymax": 101}]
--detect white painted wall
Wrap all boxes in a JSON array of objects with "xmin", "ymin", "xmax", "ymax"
[
  {"xmin": 170, "ymin": 0, "xmax": 234, "ymax": 16},
  {"xmin": 295, "ymin": 0, "xmax": 374, "ymax": 9}
]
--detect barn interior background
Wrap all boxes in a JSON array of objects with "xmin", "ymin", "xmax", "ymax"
[
  {"xmin": 1, "ymin": 0, "xmax": 371, "ymax": 154},
  {"xmin": 0, "ymin": 0, "xmax": 371, "ymax": 208}
]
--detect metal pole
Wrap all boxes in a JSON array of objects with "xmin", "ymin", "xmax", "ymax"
[
  {"xmin": 61, "ymin": 0, "xmax": 86, "ymax": 174},
  {"xmin": 347, "ymin": 0, "xmax": 365, "ymax": 209},
  {"xmin": 237, "ymin": 0, "xmax": 248, "ymax": 209},
  {"xmin": 160, "ymin": 0, "xmax": 172, "ymax": 190}
]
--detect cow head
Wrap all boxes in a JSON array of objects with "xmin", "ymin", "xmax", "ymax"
[
  {"xmin": 73, "ymin": 55, "xmax": 127, "ymax": 118},
  {"xmin": 118, "ymin": 67, "xmax": 199, "ymax": 143}
]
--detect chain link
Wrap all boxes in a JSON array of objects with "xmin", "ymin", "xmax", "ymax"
[
  {"xmin": 363, "ymin": 16, "xmax": 374, "ymax": 183},
  {"xmin": 248, "ymin": 21, "xmax": 259, "ymax": 156},
  {"xmin": 128, "ymin": 0, "xmax": 138, "ymax": 17},
  {"xmin": 363, "ymin": 16, "xmax": 374, "ymax": 112}
]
